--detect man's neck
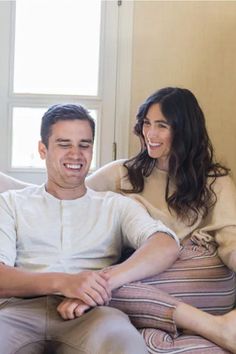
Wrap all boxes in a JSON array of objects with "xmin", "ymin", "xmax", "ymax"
[{"xmin": 45, "ymin": 181, "xmax": 87, "ymax": 200}]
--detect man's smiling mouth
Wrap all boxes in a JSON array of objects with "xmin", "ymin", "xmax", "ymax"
[{"xmin": 64, "ymin": 163, "xmax": 83, "ymax": 170}]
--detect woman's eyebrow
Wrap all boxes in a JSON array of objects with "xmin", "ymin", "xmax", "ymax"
[{"xmin": 145, "ymin": 117, "xmax": 170, "ymax": 125}]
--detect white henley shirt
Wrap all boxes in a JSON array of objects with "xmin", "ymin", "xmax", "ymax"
[{"xmin": 0, "ymin": 185, "xmax": 177, "ymax": 273}]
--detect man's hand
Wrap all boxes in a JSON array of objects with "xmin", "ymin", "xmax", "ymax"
[
  {"xmin": 57, "ymin": 269, "xmax": 113, "ymax": 320},
  {"xmin": 57, "ymin": 298, "xmax": 90, "ymax": 320},
  {"xmin": 0, "ymin": 264, "xmax": 112, "ymax": 304},
  {"xmin": 58, "ymin": 270, "xmax": 111, "ymax": 307}
]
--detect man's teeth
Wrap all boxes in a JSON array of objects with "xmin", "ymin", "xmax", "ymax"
[{"xmin": 65, "ymin": 163, "xmax": 82, "ymax": 169}]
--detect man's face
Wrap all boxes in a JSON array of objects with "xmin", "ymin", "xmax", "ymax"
[{"xmin": 39, "ymin": 119, "xmax": 93, "ymax": 194}]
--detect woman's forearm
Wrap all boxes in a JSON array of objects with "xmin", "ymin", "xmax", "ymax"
[{"xmin": 107, "ymin": 233, "xmax": 180, "ymax": 290}]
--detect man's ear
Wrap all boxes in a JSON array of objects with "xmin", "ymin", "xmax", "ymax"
[{"xmin": 38, "ymin": 141, "xmax": 47, "ymax": 160}]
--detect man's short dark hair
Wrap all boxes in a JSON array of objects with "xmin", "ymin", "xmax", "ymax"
[{"xmin": 40, "ymin": 104, "xmax": 95, "ymax": 147}]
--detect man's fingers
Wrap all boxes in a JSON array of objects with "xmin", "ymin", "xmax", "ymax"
[
  {"xmin": 57, "ymin": 299, "xmax": 91, "ymax": 320},
  {"xmin": 78, "ymin": 292, "xmax": 97, "ymax": 307},
  {"xmin": 92, "ymin": 273, "xmax": 112, "ymax": 300},
  {"xmin": 76, "ymin": 273, "xmax": 111, "ymax": 304},
  {"xmin": 75, "ymin": 289, "xmax": 110, "ymax": 307},
  {"xmin": 74, "ymin": 303, "xmax": 90, "ymax": 317},
  {"xmin": 63, "ymin": 271, "xmax": 111, "ymax": 305},
  {"xmin": 90, "ymin": 282, "xmax": 111, "ymax": 304},
  {"xmin": 57, "ymin": 299, "xmax": 78, "ymax": 320}
]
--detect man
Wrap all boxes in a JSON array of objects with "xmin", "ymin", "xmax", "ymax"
[{"xmin": 0, "ymin": 104, "xmax": 179, "ymax": 354}]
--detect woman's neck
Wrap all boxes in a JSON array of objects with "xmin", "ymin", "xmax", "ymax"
[{"xmin": 156, "ymin": 158, "xmax": 169, "ymax": 172}]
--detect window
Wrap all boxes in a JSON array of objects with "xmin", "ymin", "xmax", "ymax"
[
  {"xmin": 13, "ymin": 0, "xmax": 101, "ymax": 96},
  {"xmin": 0, "ymin": 0, "xmax": 133, "ymax": 183}
]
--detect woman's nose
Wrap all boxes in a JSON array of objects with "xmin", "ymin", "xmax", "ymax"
[{"xmin": 147, "ymin": 126, "xmax": 158, "ymax": 139}]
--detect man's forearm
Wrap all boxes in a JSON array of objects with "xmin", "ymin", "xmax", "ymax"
[
  {"xmin": 0, "ymin": 264, "xmax": 110, "ymax": 307},
  {"xmin": 106, "ymin": 232, "xmax": 180, "ymax": 290},
  {"xmin": 0, "ymin": 263, "xmax": 61, "ymax": 297}
]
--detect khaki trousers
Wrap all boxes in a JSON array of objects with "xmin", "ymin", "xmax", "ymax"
[{"xmin": 0, "ymin": 295, "xmax": 148, "ymax": 354}]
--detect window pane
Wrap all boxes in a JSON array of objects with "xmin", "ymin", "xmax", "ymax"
[
  {"xmin": 14, "ymin": 0, "xmax": 101, "ymax": 95},
  {"xmin": 12, "ymin": 107, "xmax": 97, "ymax": 169}
]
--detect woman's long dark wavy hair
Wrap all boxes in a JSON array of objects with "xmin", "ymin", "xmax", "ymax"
[{"xmin": 123, "ymin": 87, "xmax": 229, "ymax": 224}]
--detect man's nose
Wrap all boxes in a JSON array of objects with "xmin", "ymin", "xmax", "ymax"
[{"xmin": 68, "ymin": 146, "xmax": 82, "ymax": 157}]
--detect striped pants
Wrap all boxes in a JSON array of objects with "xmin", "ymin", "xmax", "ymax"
[{"xmin": 111, "ymin": 239, "xmax": 236, "ymax": 353}]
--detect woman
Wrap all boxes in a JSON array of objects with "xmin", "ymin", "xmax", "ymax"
[{"xmin": 85, "ymin": 87, "xmax": 236, "ymax": 353}]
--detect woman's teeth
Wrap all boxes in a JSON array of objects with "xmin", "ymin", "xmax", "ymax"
[{"xmin": 148, "ymin": 142, "xmax": 161, "ymax": 147}]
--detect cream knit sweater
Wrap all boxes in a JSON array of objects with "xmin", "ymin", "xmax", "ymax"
[{"xmin": 87, "ymin": 159, "xmax": 236, "ymax": 272}]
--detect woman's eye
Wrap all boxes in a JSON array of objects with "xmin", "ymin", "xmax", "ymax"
[{"xmin": 159, "ymin": 123, "xmax": 168, "ymax": 129}]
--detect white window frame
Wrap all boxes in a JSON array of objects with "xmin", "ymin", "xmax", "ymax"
[{"xmin": 0, "ymin": 0, "xmax": 133, "ymax": 184}]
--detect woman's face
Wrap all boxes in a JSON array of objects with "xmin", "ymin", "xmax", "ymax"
[{"xmin": 142, "ymin": 103, "xmax": 172, "ymax": 170}]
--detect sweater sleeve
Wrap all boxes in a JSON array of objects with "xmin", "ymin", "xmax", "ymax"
[
  {"xmin": 192, "ymin": 175, "xmax": 236, "ymax": 271},
  {"xmin": 214, "ymin": 176, "xmax": 236, "ymax": 271},
  {"xmin": 86, "ymin": 159, "xmax": 127, "ymax": 193}
]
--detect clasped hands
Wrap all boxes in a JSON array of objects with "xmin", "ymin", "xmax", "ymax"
[{"xmin": 57, "ymin": 268, "xmax": 112, "ymax": 320}]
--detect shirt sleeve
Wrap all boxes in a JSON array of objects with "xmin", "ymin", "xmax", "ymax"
[
  {"xmin": 118, "ymin": 195, "xmax": 179, "ymax": 249},
  {"xmin": 0, "ymin": 193, "xmax": 17, "ymax": 266}
]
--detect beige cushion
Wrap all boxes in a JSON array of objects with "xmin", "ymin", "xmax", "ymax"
[{"xmin": 0, "ymin": 172, "xmax": 30, "ymax": 193}]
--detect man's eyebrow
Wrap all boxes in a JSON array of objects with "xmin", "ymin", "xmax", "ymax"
[
  {"xmin": 55, "ymin": 138, "xmax": 93, "ymax": 143},
  {"xmin": 55, "ymin": 138, "xmax": 71, "ymax": 143},
  {"xmin": 80, "ymin": 139, "xmax": 93, "ymax": 144}
]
